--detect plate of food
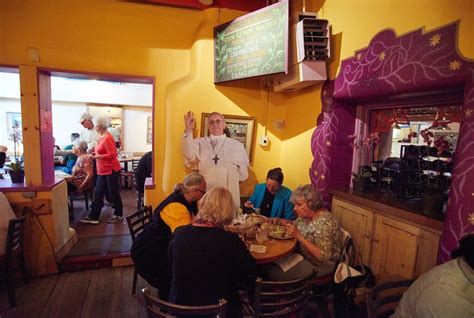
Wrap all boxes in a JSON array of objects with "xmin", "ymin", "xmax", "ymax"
[
  {"xmin": 245, "ymin": 214, "xmax": 267, "ymax": 226},
  {"xmin": 268, "ymin": 225, "xmax": 294, "ymax": 240}
]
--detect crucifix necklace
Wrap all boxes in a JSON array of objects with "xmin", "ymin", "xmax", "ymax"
[{"xmin": 211, "ymin": 138, "xmax": 226, "ymax": 165}]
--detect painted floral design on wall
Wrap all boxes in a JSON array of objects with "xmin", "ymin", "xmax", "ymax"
[{"xmin": 312, "ymin": 22, "xmax": 474, "ymax": 263}]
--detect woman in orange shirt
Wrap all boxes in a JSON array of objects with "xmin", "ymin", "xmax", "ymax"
[{"xmin": 81, "ymin": 115, "xmax": 123, "ymax": 225}]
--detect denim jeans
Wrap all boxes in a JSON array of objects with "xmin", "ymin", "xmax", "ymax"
[{"xmin": 89, "ymin": 170, "xmax": 123, "ymax": 220}]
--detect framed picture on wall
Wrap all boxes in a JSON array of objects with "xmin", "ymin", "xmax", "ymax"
[
  {"xmin": 6, "ymin": 112, "xmax": 22, "ymax": 131},
  {"xmin": 200, "ymin": 113, "xmax": 257, "ymax": 162},
  {"xmin": 147, "ymin": 116, "xmax": 152, "ymax": 144},
  {"xmin": 6, "ymin": 112, "xmax": 23, "ymax": 141}
]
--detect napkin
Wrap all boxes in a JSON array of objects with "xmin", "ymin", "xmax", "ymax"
[
  {"xmin": 249, "ymin": 244, "xmax": 267, "ymax": 253},
  {"xmin": 276, "ymin": 253, "xmax": 304, "ymax": 272}
]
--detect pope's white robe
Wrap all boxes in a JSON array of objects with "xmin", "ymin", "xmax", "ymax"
[{"xmin": 182, "ymin": 134, "xmax": 249, "ymax": 207}]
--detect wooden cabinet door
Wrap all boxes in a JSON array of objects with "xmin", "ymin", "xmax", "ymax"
[
  {"xmin": 370, "ymin": 215, "xmax": 440, "ymax": 282},
  {"xmin": 332, "ymin": 198, "xmax": 374, "ymax": 265}
]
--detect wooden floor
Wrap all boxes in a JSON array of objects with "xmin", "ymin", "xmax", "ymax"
[{"xmin": 0, "ymin": 266, "xmax": 153, "ymax": 318}]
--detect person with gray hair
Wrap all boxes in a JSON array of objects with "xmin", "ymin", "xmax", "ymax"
[
  {"xmin": 65, "ymin": 140, "xmax": 93, "ymax": 195},
  {"xmin": 264, "ymin": 184, "xmax": 342, "ymax": 280},
  {"xmin": 79, "ymin": 112, "xmax": 100, "ymax": 152},
  {"xmin": 131, "ymin": 172, "xmax": 207, "ymax": 300},
  {"xmin": 169, "ymin": 187, "xmax": 256, "ymax": 316},
  {"xmin": 80, "ymin": 115, "xmax": 123, "ymax": 225},
  {"xmin": 182, "ymin": 111, "xmax": 249, "ymax": 207}
]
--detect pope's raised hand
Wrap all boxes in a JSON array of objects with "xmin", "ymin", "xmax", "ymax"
[{"xmin": 184, "ymin": 111, "xmax": 195, "ymax": 134}]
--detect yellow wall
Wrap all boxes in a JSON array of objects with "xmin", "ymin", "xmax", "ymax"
[
  {"xmin": 1, "ymin": 0, "xmax": 472, "ymax": 208},
  {"xmin": 321, "ymin": 0, "xmax": 474, "ymax": 71}
]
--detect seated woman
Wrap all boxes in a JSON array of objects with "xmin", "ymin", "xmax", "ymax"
[
  {"xmin": 244, "ymin": 167, "xmax": 294, "ymax": 219},
  {"xmin": 131, "ymin": 173, "xmax": 206, "ymax": 301},
  {"xmin": 169, "ymin": 187, "xmax": 256, "ymax": 317},
  {"xmin": 65, "ymin": 141, "xmax": 93, "ymax": 195},
  {"xmin": 264, "ymin": 184, "xmax": 342, "ymax": 280}
]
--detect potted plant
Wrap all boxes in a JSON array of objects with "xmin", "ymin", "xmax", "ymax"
[
  {"xmin": 351, "ymin": 168, "xmax": 372, "ymax": 193},
  {"xmin": 6, "ymin": 125, "xmax": 25, "ymax": 184}
]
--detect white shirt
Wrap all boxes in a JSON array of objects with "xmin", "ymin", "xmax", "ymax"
[
  {"xmin": 80, "ymin": 128, "xmax": 100, "ymax": 152},
  {"xmin": 393, "ymin": 258, "xmax": 474, "ymax": 318},
  {"xmin": 182, "ymin": 133, "xmax": 249, "ymax": 207}
]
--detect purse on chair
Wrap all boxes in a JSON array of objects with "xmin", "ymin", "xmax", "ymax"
[{"xmin": 334, "ymin": 231, "xmax": 374, "ymax": 313}]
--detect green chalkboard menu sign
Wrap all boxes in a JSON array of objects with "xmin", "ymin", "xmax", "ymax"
[{"xmin": 214, "ymin": 0, "xmax": 288, "ymax": 83}]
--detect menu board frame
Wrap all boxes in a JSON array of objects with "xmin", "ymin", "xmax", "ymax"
[{"xmin": 214, "ymin": 0, "xmax": 289, "ymax": 83}]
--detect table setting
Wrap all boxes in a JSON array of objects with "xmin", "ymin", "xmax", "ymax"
[{"xmin": 227, "ymin": 211, "xmax": 296, "ymax": 264}]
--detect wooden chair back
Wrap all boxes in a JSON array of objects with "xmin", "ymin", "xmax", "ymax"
[
  {"xmin": 142, "ymin": 288, "xmax": 227, "ymax": 318},
  {"xmin": 1, "ymin": 215, "xmax": 28, "ymax": 307},
  {"xmin": 5, "ymin": 215, "xmax": 27, "ymax": 260},
  {"xmin": 253, "ymin": 270, "xmax": 317, "ymax": 317},
  {"xmin": 126, "ymin": 205, "xmax": 153, "ymax": 296},
  {"xmin": 126, "ymin": 205, "xmax": 153, "ymax": 242},
  {"xmin": 366, "ymin": 280, "xmax": 414, "ymax": 318}
]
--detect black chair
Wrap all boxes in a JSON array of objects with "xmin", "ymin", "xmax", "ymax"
[
  {"xmin": 0, "ymin": 215, "xmax": 28, "ymax": 308},
  {"xmin": 121, "ymin": 158, "xmax": 139, "ymax": 189},
  {"xmin": 366, "ymin": 280, "xmax": 414, "ymax": 318},
  {"xmin": 68, "ymin": 183, "xmax": 93, "ymax": 220},
  {"xmin": 0, "ymin": 152, "xmax": 6, "ymax": 168},
  {"xmin": 142, "ymin": 288, "xmax": 227, "ymax": 318},
  {"xmin": 250, "ymin": 270, "xmax": 317, "ymax": 317},
  {"xmin": 126, "ymin": 206, "xmax": 153, "ymax": 296}
]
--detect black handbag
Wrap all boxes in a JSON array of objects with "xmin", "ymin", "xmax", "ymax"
[{"xmin": 335, "ymin": 234, "xmax": 375, "ymax": 313}]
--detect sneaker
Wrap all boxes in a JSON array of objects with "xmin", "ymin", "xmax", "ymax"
[
  {"xmin": 107, "ymin": 215, "xmax": 124, "ymax": 223},
  {"xmin": 80, "ymin": 217, "xmax": 100, "ymax": 225}
]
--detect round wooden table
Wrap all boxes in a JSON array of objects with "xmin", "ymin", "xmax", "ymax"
[{"xmin": 248, "ymin": 237, "xmax": 297, "ymax": 264}]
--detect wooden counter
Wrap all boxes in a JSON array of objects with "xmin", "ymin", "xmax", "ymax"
[
  {"xmin": 329, "ymin": 188, "xmax": 444, "ymax": 283},
  {"xmin": 0, "ymin": 176, "xmax": 64, "ymax": 192},
  {"xmin": 329, "ymin": 188, "xmax": 444, "ymax": 231}
]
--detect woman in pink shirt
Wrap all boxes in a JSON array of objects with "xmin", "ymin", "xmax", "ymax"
[{"xmin": 81, "ymin": 115, "xmax": 123, "ymax": 225}]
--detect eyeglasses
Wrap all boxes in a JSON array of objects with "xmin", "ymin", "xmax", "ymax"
[{"xmin": 195, "ymin": 188, "xmax": 206, "ymax": 195}]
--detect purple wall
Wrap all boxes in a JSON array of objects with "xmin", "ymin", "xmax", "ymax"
[{"xmin": 310, "ymin": 22, "xmax": 474, "ymax": 262}]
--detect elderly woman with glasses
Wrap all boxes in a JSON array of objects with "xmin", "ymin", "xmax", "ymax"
[
  {"xmin": 264, "ymin": 184, "xmax": 342, "ymax": 280},
  {"xmin": 131, "ymin": 172, "xmax": 207, "ymax": 301},
  {"xmin": 244, "ymin": 167, "xmax": 294, "ymax": 219},
  {"xmin": 169, "ymin": 186, "xmax": 256, "ymax": 317}
]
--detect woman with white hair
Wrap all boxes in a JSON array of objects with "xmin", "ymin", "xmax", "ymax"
[
  {"xmin": 65, "ymin": 140, "xmax": 93, "ymax": 195},
  {"xmin": 169, "ymin": 187, "xmax": 256, "ymax": 317},
  {"xmin": 264, "ymin": 184, "xmax": 342, "ymax": 280},
  {"xmin": 80, "ymin": 115, "xmax": 123, "ymax": 225}
]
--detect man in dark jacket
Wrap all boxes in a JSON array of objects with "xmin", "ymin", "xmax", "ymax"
[{"xmin": 135, "ymin": 151, "xmax": 152, "ymax": 194}]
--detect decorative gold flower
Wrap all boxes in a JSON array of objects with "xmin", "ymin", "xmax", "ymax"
[
  {"xmin": 449, "ymin": 60, "xmax": 461, "ymax": 71},
  {"xmin": 465, "ymin": 109, "xmax": 473, "ymax": 118},
  {"xmin": 356, "ymin": 52, "xmax": 363, "ymax": 60},
  {"xmin": 430, "ymin": 34, "xmax": 441, "ymax": 47},
  {"xmin": 379, "ymin": 52, "xmax": 386, "ymax": 60},
  {"xmin": 320, "ymin": 174, "xmax": 326, "ymax": 180},
  {"xmin": 325, "ymin": 140, "xmax": 331, "ymax": 146},
  {"xmin": 468, "ymin": 213, "xmax": 474, "ymax": 226}
]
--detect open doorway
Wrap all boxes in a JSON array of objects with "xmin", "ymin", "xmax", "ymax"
[
  {"xmin": 41, "ymin": 70, "xmax": 155, "ymax": 267},
  {"xmin": 0, "ymin": 68, "xmax": 22, "ymax": 181}
]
